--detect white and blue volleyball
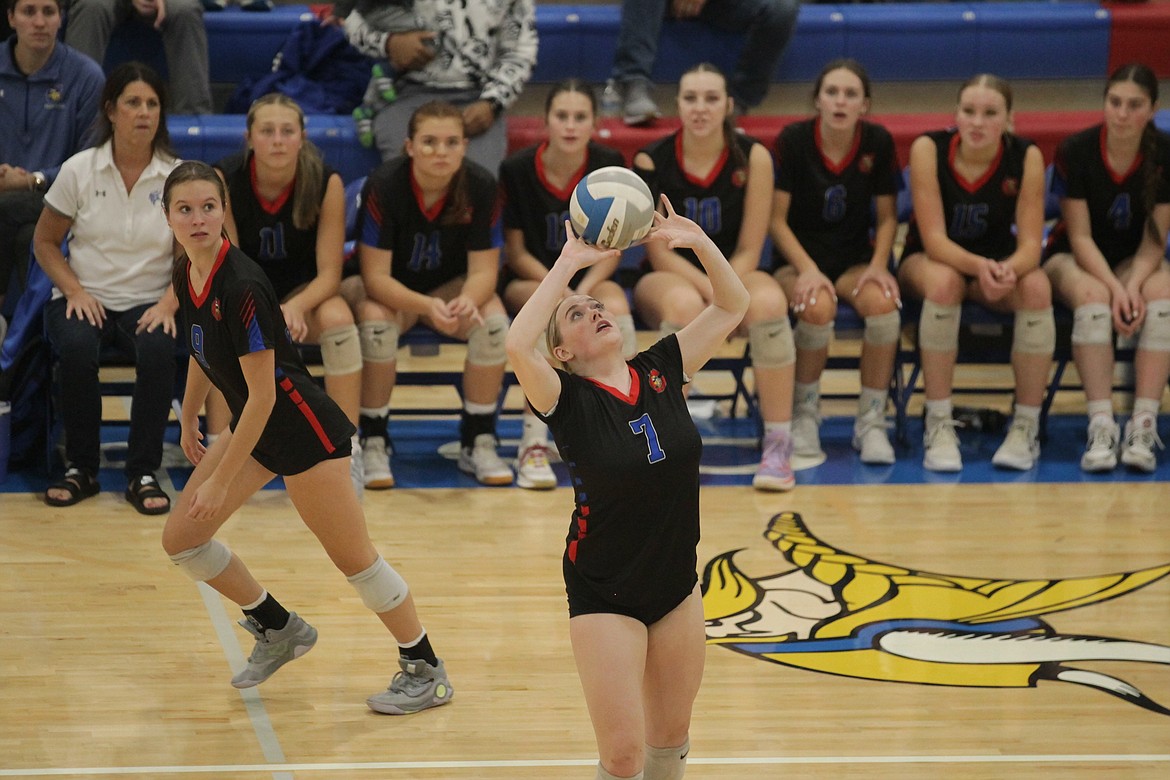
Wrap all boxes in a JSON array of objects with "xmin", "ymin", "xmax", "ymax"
[{"xmin": 569, "ymin": 166, "xmax": 655, "ymax": 251}]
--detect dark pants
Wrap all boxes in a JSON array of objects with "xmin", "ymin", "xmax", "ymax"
[
  {"xmin": 610, "ymin": 0, "xmax": 799, "ymax": 108},
  {"xmin": 0, "ymin": 190, "xmax": 43, "ymax": 301},
  {"xmin": 44, "ymin": 297, "xmax": 177, "ymax": 479}
]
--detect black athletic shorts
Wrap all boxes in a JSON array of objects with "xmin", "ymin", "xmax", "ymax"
[{"xmin": 563, "ymin": 552, "xmax": 694, "ymax": 627}]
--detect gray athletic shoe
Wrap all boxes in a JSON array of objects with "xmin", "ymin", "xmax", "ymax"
[
  {"xmin": 230, "ymin": 612, "xmax": 318, "ymax": 689},
  {"xmin": 621, "ymin": 80, "xmax": 660, "ymax": 126},
  {"xmin": 366, "ymin": 657, "xmax": 454, "ymax": 715}
]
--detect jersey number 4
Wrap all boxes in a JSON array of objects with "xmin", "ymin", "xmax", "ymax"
[{"xmin": 629, "ymin": 413, "xmax": 666, "ymax": 464}]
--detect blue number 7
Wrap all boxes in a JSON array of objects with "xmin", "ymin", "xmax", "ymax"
[{"xmin": 629, "ymin": 413, "xmax": 665, "ymax": 463}]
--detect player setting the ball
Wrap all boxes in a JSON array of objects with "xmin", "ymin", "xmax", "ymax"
[{"xmin": 506, "ymin": 193, "xmax": 749, "ymax": 780}]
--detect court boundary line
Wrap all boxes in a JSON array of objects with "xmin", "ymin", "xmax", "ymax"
[
  {"xmin": 2, "ymin": 754, "xmax": 1170, "ymax": 776},
  {"xmin": 197, "ymin": 583, "xmax": 293, "ymax": 780}
]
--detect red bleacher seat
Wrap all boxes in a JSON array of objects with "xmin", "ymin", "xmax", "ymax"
[{"xmin": 1105, "ymin": 1, "xmax": 1170, "ymax": 78}]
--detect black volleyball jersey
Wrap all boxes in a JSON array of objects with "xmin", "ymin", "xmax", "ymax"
[
  {"xmin": 176, "ymin": 240, "xmax": 354, "ymax": 465},
  {"xmin": 902, "ymin": 129, "xmax": 1034, "ymax": 261},
  {"xmin": 499, "ymin": 141, "xmax": 626, "ymax": 268},
  {"xmin": 1046, "ymin": 124, "xmax": 1170, "ymax": 265},
  {"xmin": 773, "ymin": 118, "xmax": 900, "ymax": 270},
  {"xmin": 540, "ymin": 336, "xmax": 702, "ymax": 607},
  {"xmin": 359, "ymin": 155, "xmax": 498, "ymax": 293},
  {"xmin": 216, "ymin": 152, "xmax": 340, "ymax": 301},
  {"xmin": 636, "ymin": 131, "xmax": 759, "ymax": 267}
]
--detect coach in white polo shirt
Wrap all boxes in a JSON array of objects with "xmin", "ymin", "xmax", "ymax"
[{"xmin": 33, "ymin": 62, "xmax": 181, "ymax": 516}]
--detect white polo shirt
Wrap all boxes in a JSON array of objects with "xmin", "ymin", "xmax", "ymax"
[{"xmin": 44, "ymin": 141, "xmax": 180, "ymax": 312}]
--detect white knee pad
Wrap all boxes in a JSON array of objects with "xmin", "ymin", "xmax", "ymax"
[
  {"xmin": 1138, "ymin": 300, "xmax": 1170, "ymax": 351},
  {"xmin": 918, "ymin": 300, "xmax": 961, "ymax": 352},
  {"xmin": 346, "ymin": 555, "xmax": 409, "ymax": 613},
  {"xmin": 170, "ymin": 540, "xmax": 232, "ymax": 582},
  {"xmin": 467, "ymin": 313, "xmax": 509, "ymax": 366},
  {"xmin": 1013, "ymin": 308, "xmax": 1056, "ymax": 355},
  {"xmin": 793, "ymin": 319, "xmax": 832, "ymax": 352},
  {"xmin": 1071, "ymin": 303, "xmax": 1113, "ymax": 346},
  {"xmin": 358, "ymin": 320, "xmax": 399, "ymax": 364},
  {"xmin": 749, "ymin": 318, "xmax": 796, "ymax": 368},
  {"xmin": 864, "ymin": 310, "xmax": 901, "ymax": 346},
  {"xmin": 644, "ymin": 739, "xmax": 689, "ymax": 780},
  {"xmin": 319, "ymin": 324, "xmax": 363, "ymax": 376}
]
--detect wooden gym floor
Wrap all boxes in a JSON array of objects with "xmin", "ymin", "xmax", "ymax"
[{"xmin": 3, "ymin": 472, "xmax": 1170, "ymax": 778}]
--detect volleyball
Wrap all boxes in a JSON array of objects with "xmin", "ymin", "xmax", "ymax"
[{"xmin": 568, "ymin": 166, "xmax": 656, "ymax": 251}]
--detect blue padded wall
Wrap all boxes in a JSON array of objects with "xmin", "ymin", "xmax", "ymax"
[
  {"xmin": 168, "ymin": 115, "xmax": 382, "ymax": 185},
  {"xmin": 974, "ymin": 3, "xmax": 1109, "ymax": 79}
]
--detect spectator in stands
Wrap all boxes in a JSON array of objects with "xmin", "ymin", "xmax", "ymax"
[
  {"xmin": 633, "ymin": 63, "xmax": 796, "ymax": 491},
  {"xmin": 207, "ymin": 93, "xmax": 366, "ymax": 497},
  {"xmin": 898, "ymin": 74, "xmax": 1052, "ymax": 473},
  {"xmin": 339, "ymin": 0, "xmax": 537, "ymax": 174},
  {"xmin": 33, "ymin": 61, "xmax": 180, "ymax": 514},
  {"xmin": 770, "ymin": 59, "xmax": 902, "ymax": 466},
  {"xmin": 353, "ymin": 100, "xmax": 513, "ymax": 488},
  {"xmin": 604, "ymin": 0, "xmax": 799, "ymax": 127},
  {"xmin": 1, "ymin": 0, "xmax": 104, "ymax": 322},
  {"xmin": 65, "ymin": 0, "xmax": 213, "ymax": 115},
  {"xmin": 1044, "ymin": 62, "xmax": 1170, "ymax": 474},
  {"xmin": 498, "ymin": 79, "xmax": 634, "ymax": 491}
]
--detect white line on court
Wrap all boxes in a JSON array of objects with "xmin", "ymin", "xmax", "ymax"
[
  {"xmin": 2, "ymin": 754, "xmax": 1169, "ymax": 776},
  {"xmin": 197, "ymin": 582, "xmax": 294, "ymax": 780}
]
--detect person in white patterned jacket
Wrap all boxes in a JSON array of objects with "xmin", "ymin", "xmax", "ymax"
[{"xmin": 341, "ymin": 0, "xmax": 538, "ymax": 175}]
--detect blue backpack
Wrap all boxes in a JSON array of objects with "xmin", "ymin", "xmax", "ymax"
[
  {"xmin": 0, "ymin": 260, "xmax": 53, "ymax": 468},
  {"xmin": 226, "ymin": 21, "xmax": 372, "ymax": 115}
]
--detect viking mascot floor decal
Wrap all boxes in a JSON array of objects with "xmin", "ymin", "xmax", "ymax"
[{"xmin": 702, "ymin": 512, "xmax": 1170, "ymax": 715}]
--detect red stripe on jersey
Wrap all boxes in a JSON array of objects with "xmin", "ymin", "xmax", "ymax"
[
  {"xmin": 187, "ymin": 238, "xmax": 231, "ymax": 307},
  {"xmin": 279, "ymin": 376, "xmax": 335, "ymax": 453},
  {"xmin": 1098, "ymin": 126, "xmax": 1143, "ymax": 185},
  {"xmin": 411, "ymin": 168, "xmax": 448, "ymax": 222},
  {"xmin": 567, "ymin": 539, "xmax": 578, "ymax": 563},
  {"xmin": 677, "ymin": 131, "xmax": 729, "ymax": 189},
  {"xmin": 239, "ymin": 292, "xmax": 256, "ymax": 328},
  {"xmin": 368, "ymin": 187, "xmax": 383, "ymax": 226},
  {"xmin": 585, "ymin": 365, "xmax": 641, "ymax": 405},
  {"xmin": 948, "ymin": 132, "xmax": 1004, "ymax": 194},
  {"xmin": 814, "ymin": 116, "xmax": 862, "ymax": 175},
  {"xmin": 535, "ymin": 140, "xmax": 589, "ymax": 201},
  {"xmin": 249, "ymin": 155, "xmax": 294, "ymax": 215}
]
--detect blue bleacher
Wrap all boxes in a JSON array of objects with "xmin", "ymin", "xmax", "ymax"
[{"xmin": 107, "ymin": 3, "xmax": 1113, "ymax": 95}]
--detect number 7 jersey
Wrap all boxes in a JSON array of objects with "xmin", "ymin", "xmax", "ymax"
[{"xmin": 541, "ymin": 336, "xmax": 703, "ymax": 607}]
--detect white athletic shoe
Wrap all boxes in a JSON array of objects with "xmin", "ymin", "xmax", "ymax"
[
  {"xmin": 923, "ymin": 414, "xmax": 962, "ymax": 472},
  {"xmin": 516, "ymin": 441, "xmax": 557, "ymax": 490},
  {"xmin": 361, "ymin": 436, "xmax": 395, "ymax": 489},
  {"xmin": 458, "ymin": 434, "xmax": 514, "ymax": 486},
  {"xmin": 791, "ymin": 407, "xmax": 823, "ymax": 458},
  {"xmin": 1120, "ymin": 417, "xmax": 1163, "ymax": 473},
  {"xmin": 1079, "ymin": 418, "xmax": 1119, "ymax": 473},
  {"xmin": 853, "ymin": 410, "xmax": 895, "ymax": 465},
  {"xmin": 992, "ymin": 417, "xmax": 1040, "ymax": 471},
  {"xmin": 349, "ymin": 436, "xmax": 365, "ymax": 500}
]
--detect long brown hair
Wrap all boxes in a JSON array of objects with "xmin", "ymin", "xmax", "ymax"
[
  {"xmin": 406, "ymin": 100, "xmax": 471, "ymax": 227},
  {"xmin": 1106, "ymin": 62, "xmax": 1162, "ymax": 244},
  {"xmin": 246, "ymin": 93, "xmax": 325, "ymax": 232},
  {"xmin": 680, "ymin": 62, "xmax": 748, "ymax": 173}
]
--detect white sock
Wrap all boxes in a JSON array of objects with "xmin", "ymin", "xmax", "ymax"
[
  {"xmin": 1014, "ymin": 404, "xmax": 1041, "ymax": 424},
  {"xmin": 925, "ymin": 398, "xmax": 953, "ymax": 420},
  {"xmin": 464, "ymin": 400, "xmax": 497, "ymax": 416},
  {"xmin": 794, "ymin": 381, "xmax": 820, "ymax": 412},
  {"xmin": 858, "ymin": 386, "xmax": 887, "ymax": 418}
]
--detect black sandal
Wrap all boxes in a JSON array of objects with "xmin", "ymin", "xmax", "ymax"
[
  {"xmin": 125, "ymin": 474, "xmax": 171, "ymax": 516},
  {"xmin": 45, "ymin": 467, "xmax": 101, "ymax": 507}
]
